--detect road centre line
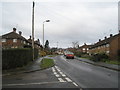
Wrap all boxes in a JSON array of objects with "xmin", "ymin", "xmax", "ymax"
[
  {"xmin": 65, "ymin": 77, "xmax": 72, "ymax": 82},
  {"xmin": 54, "ymin": 72, "xmax": 57, "ymax": 75},
  {"xmin": 53, "ymin": 66, "xmax": 79, "ymax": 87},
  {"xmin": 72, "ymin": 82, "xmax": 79, "ymax": 87},
  {"xmin": 56, "ymin": 68, "xmax": 61, "ymax": 72},
  {"xmin": 61, "ymin": 56, "xmax": 69, "ymax": 63},
  {"xmin": 55, "ymin": 74, "xmax": 60, "ymax": 77},
  {"xmin": 58, "ymin": 78, "xmax": 66, "ymax": 82},
  {"xmin": 52, "ymin": 67, "xmax": 56, "ymax": 72}
]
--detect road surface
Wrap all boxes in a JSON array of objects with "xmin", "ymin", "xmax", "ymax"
[
  {"xmin": 52, "ymin": 55, "xmax": 119, "ymax": 88},
  {"xmin": 2, "ymin": 55, "xmax": 119, "ymax": 89}
]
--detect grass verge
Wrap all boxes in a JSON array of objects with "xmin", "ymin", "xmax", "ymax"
[
  {"xmin": 48, "ymin": 55, "xmax": 57, "ymax": 57},
  {"xmin": 80, "ymin": 57, "xmax": 120, "ymax": 65},
  {"xmin": 101, "ymin": 59, "xmax": 120, "ymax": 65},
  {"xmin": 40, "ymin": 58, "xmax": 55, "ymax": 69}
]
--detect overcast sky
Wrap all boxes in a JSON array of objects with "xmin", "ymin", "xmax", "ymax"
[{"xmin": 0, "ymin": 0, "xmax": 119, "ymax": 48}]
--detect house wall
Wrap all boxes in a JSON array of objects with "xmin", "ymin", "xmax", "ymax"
[
  {"xmin": 109, "ymin": 34, "xmax": 120, "ymax": 60},
  {"xmin": 2, "ymin": 39, "xmax": 23, "ymax": 48}
]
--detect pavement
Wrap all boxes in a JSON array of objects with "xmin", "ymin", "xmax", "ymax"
[{"xmin": 75, "ymin": 57, "xmax": 120, "ymax": 71}]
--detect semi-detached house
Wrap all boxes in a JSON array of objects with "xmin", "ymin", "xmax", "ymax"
[{"xmin": 1, "ymin": 28, "xmax": 41, "ymax": 49}]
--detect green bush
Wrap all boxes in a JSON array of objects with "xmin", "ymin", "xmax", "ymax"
[
  {"xmin": 2, "ymin": 48, "xmax": 38, "ymax": 70},
  {"xmin": 90, "ymin": 53, "xmax": 108, "ymax": 62},
  {"xmin": 74, "ymin": 51, "xmax": 81, "ymax": 57}
]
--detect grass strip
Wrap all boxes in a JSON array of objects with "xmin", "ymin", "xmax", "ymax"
[{"xmin": 40, "ymin": 58, "xmax": 55, "ymax": 69}]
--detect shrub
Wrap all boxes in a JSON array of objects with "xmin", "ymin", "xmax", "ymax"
[
  {"xmin": 2, "ymin": 48, "xmax": 38, "ymax": 70},
  {"xmin": 90, "ymin": 53, "xmax": 108, "ymax": 62}
]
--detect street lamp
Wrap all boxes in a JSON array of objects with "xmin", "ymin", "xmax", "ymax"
[{"xmin": 43, "ymin": 20, "xmax": 50, "ymax": 51}]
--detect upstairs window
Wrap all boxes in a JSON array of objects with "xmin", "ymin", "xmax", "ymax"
[
  {"xmin": 82, "ymin": 48, "xmax": 85, "ymax": 50},
  {"xmin": 2, "ymin": 39, "xmax": 6, "ymax": 42},
  {"xmin": 106, "ymin": 44, "xmax": 110, "ymax": 47},
  {"xmin": 24, "ymin": 41, "xmax": 26, "ymax": 44},
  {"xmin": 13, "ymin": 39, "xmax": 17, "ymax": 42}
]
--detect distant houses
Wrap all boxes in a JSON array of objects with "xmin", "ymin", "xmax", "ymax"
[
  {"xmin": 1, "ymin": 28, "xmax": 41, "ymax": 49},
  {"xmin": 78, "ymin": 43, "xmax": 92, "ymax": 54},
  {"xmin": 67, "ymin": 32, "xmax": 120, "ymax": 60}
]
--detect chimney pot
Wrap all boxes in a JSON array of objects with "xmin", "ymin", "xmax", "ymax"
[
  {"xmin": 110, "ymin": 34, "xmax": 113, "ymax": 37},
  {"xmin": 104, "ymin": 36, "xmax": 107, "ymax": 39},
  {"xmin": 13, "ymin": 28, "xmax": 16, "ymax": 33},
  {"xmin": 19, "ymin": 31, "xmax": 22, "ymax": 35},
  {"xmin": 30, "ymin": 36, "xmax": 31, "ymax": 39},
  {"xmin": 99, "ymin": 39, "xmax": 101, "ymax": 42}
]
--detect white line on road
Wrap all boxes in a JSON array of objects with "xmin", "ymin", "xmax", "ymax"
[
  {"xmin": 55, "ymin": 74, "xmax": 60, "ymax": 77},
  {"xmin": 3, "ymin": 81, "xmax": 61, "ymax": 86},
  {"xmin": 72, "ymin": 82, "xmax": 79, "ymax": 87},
  {"xmin": 65, "ymin": 77, "xmax": 72, "ymax": 82},
  {"xmin": 59, "ymin": 71, "xmax": 63, "ymax": 75},
  {"xmin": 58, "ymin": 78, "xmax": 66, "ymax": 82},
  {"xmin": 52, "ymin": 67, "xmax": 56, "ymax": 72},
  {"xmin": 61, "ymin": 74, "xmax": 66, "ymax": 77},
  {"xmin": 54, "ymin": 72, "xmax": 57, "ymax": 75},
  {"xmin": 60, "ymin": 56, "xmax": 69, "ymax": 63},
  {"xmin": 56, "ymin": 68, "xmax": 61, "ymax": 72}
]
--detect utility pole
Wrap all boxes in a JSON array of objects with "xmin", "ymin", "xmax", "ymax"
[{"xmin": 32, "ymin": 1, "xmax": 35, "ymax": 61}]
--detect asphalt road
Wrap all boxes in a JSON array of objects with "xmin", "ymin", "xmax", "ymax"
[
  {"xmin": 2, "ymin": 57, "xmax": 80, "ymax": 89},
  {"xmin": 2, "ymin": 55, "xmax": 119, "ymax": 89},
  {"xmin": 52, "ymin": 55, "xmax": 119, "ymax": 88}
]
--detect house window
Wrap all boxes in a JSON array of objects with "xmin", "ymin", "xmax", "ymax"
[
  {"xmin": 2, "ymin": 39, "xmax": 6, "ymax": 42},
  {"xmin": 106, "ymin": 44, "xmax": 109, "ymax": 47},
  {"xmin": 106, "ymin": 51, "xmax": 109, "ymax": 54},
  {"xmin": 24, "ymin": 41, "xmax": 26, "ymax": 44},
  {"xmin": 13, "ymin": 39, "xmax": 17, "ymax": 42},
  {"xmin": 83, "ymin": 48, "xmax": 85, "ymax": 50}
]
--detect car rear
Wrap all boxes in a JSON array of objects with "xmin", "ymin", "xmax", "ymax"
[{"xmin": 66, "ymin": 53, "xmax": 74, "ymax": 59}]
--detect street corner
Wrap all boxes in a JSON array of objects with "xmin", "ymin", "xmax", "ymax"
[{"xmin": 2, "ymin": 66, "xmax": 80, "ymax": 88}]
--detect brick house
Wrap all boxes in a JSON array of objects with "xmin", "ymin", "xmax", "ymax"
[
  {"xmin": 78, "ymin": 43, "xmax": 92, "ymax": 54},
  {"xmin": 1, "ymin": 28, "xmax": 41, "ymax": 49},
  {"xmin": 89, "ymin": 33, "xmax": 120, "ymax": 60}
]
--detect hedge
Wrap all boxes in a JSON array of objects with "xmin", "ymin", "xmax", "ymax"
[
  {"xmin": 2, "ymin": 48, "xmax": 38, "ymax": 70},
  {"xmin": 90, "ymin": 53, "xmax": 108, "ymax": 62}
]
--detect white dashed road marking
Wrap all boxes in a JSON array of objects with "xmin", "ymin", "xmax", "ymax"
[
  {"xmin": 65, "ymin": 77, "xmax": 72, "ymax": 82},
  {"xmin": 55, "ymin": 74, "xmax": 60, "ymax": 77},
  {"xmin": 58, "ymin": 78, "xmax": 66, "ymax": 82},
  {"xmin": 61, "ymin": 74, "xmax": 66, "ymax": 77},
  {"xmin": 72, "ymin": 82, "xmax": 79, "ymax": 87},
  {"xmin": 53, "ymin": 65, "xmax": 79, "ymax": 87}
]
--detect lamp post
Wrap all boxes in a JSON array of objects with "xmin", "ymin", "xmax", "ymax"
[{"xmin": 43, "ymin": 20, "xmax": 50, "ymax": 51}]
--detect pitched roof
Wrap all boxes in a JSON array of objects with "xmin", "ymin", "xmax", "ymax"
[
  {"xmin": 2, "ymin": 31, "xmax": 26, "ymax": 41},
  {"xmin": 90, "ymin": 33, "xmax": 120, "ymax": 49}
]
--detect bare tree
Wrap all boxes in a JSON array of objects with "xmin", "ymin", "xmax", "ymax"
[{"xmin": 72, "ymin": 41, "xmax": 79, "ymax": 48}]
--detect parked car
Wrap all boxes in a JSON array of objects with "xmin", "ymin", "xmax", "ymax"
[{"xmin": 66, "ymin": 52, "xmax": 74, "ymax": 59}]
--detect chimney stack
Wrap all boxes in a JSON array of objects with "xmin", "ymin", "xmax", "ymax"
[
  {"xmin": 30, "ymin": 36, "xmax": 31, "ymax": 39},
  {"xmin": 13, "ymin": 28, "xmax": 16, "ymax": 33},
  {"xmin": 104, "ymin": 36, "xmax": 107, "ymax": 39},
  {"xmin": 99, "ymin": 39, "xmax": 101, "ymax": 42},
  {"xmin": 110, "ymin": 34, "xmax": 113, "ymax": 37},
  {"xmin": 19, "ymin": 31, "xmax": 22, "ymax": 36}
]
